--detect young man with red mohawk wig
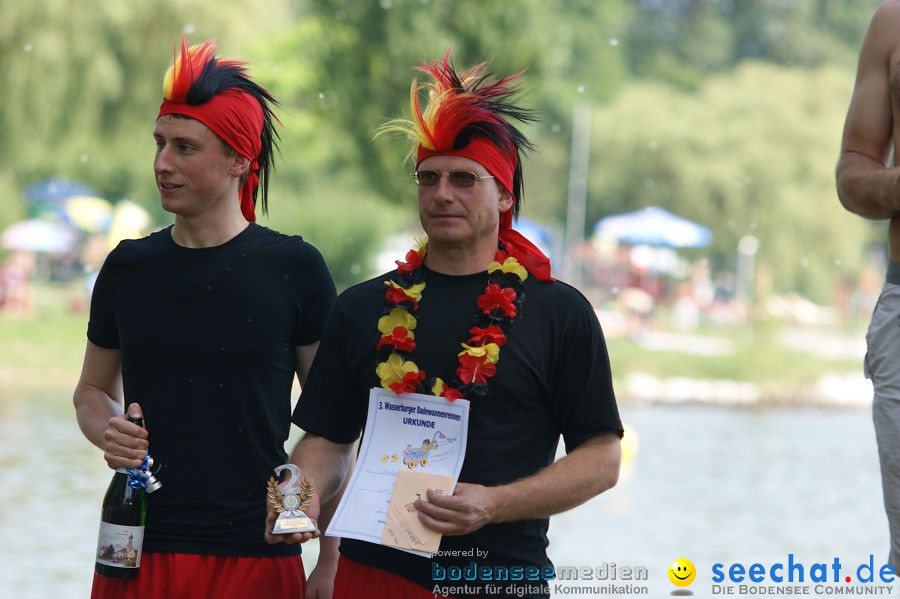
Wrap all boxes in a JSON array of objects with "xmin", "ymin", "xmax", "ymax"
[
  {"xmin": 73, "ymin": 38, "xmax": 336, "ymax": 598},
  {"xmin": 267, "ymin": 54, "xmax": 623, "ymax": 599}
]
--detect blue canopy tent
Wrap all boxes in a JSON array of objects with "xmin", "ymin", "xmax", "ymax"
[
  {"xmin": 513, "ymin": 217, "xmax": 555, "ymax": 259},
  {"xmin": 593, "ymin": 206, "xmax": 712, "ymax": 248},
  {"xmin": 513, "ymin": 217, "xmax": 553, "ymax": 245},
  {"xmin": 25, "ymin": 178, "xmax": 99, "ymax": 204},
  {"xmin": 24, "ymin": 178, "xmax": 100, "ymax": 220}
]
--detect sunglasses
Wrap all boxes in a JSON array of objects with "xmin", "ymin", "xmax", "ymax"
[{"xmin": 413, "ymin": 170, "xmax": 495, "ymax": 188}]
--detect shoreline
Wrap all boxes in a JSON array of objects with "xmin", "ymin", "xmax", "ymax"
[{"xmin": 618, "ymin": 371, "xmax": 872, "ymax": 409}]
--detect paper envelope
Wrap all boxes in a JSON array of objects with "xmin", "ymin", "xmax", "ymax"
[{"xmin": 380, "ymin": 469, "xmax": 454, "ymax": 553}]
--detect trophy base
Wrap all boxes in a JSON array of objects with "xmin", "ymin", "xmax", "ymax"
[{"xmin": 272, "ymin": 516, "xmax": 317, "ymax": 535}]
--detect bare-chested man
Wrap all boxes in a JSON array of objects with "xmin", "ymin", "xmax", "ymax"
[{"xmin": 836, "ymin": 0, "xmax": 900, "ymax": 573}]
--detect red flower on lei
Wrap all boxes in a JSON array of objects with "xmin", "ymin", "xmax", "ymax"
[
  {"xmin": 395, "ymin": 248, "xmax": 424, "ymax": 274},
  {"xmin": 432, "ymin": 378, "xmax": 465, "ymax": 402},
  {"xmin": 476, "ymin": 284, "xmax": 517, "ymax": 318},
  {"xmin": 385, "ymin": 285, "xmax": 418, "ymax": 310},
  {"xmin": 390, "ymin": 370, "xmax": 426, "ymax": 394},
  {"xmin": 441, "ymin": 387, "xmax": 464, "ymax": 401},
  {"xmin": 467, "ymin": 325, "xmax": 507, "ymax": 347},
  {"xmin": 457, "ymin": 353, "xmax": 497, "ymax": 385},
  {"xmin": 377, "ymin": 326, "xmax": 416, "ymax": 352}
]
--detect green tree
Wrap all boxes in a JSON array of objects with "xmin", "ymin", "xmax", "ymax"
[
  {"xmin": 250, "ymin": 0, "xmax": 633, "ymax": 286},
  {"xmin": 588, "ymin": 62, "xmax": 877, "ymax": 302},
  {"xmin": 625, "ymin": 0, "xmax": 881, "ymax": 88},
  {"xmin": 256, "ymin": 0, "xmax": 631, "ymax": 206},
  {"xmin": 0, "ymin": 0, "xmax": 289, "ymax": 225},
  {"xmin": 0, "ymin": 0, "xmax": 885, "ymax": 299}
]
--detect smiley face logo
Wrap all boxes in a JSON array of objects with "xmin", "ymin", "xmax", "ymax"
[{"xmin": 668, "ymin": 557, "xmax": 696, "ymax": 587}]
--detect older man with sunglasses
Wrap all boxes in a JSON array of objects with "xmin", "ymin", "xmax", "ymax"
[{"xmin": 267, "ymin": 55, "xmax": 623, "ymax": 599}]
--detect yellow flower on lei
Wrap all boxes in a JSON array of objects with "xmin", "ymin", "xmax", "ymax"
[
  {"xmin": 378, "ymin": 307, "xmax": 417, "ymax": 335},
  {"xmin": 431, "ymin": 377, "xmax": 447, "ymax": 396},
  {"xmin": 487, "ymin": 256, "xmax": 528, "ymax": 282},
  {"xmin": 376, "ymin": 353, "xmax": 420, "ymax": 390},
  {"xmin": 458, "ymin": 343, "xmax": 500, "ymax": 364}
]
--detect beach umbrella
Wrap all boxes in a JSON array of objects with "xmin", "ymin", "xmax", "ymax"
[
  {"xmin": 107, "ymin": 200, "xmax": 152, "ymax": 247},
  {"xmin": 62, "ymin": 195, "xmax": 113, "ymax": 233},
  {"xmin": 24, "ymin": 178, "xmax": 102, "ymax": 221},
  {"xmin": 25, "ymin": 178, "xmax": 99, "ymax": 205},
  {"xmin": 593, "ymin": 206, "xmax": 712, "ymax": 248},
  {"xmin": 1, "ymin": 219, "xmax": 77, "ymax": 253}
]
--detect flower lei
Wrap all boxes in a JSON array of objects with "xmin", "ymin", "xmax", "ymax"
[{"xmin": 375, "ymin": 240, "xmax": 528, "ymax": 401}]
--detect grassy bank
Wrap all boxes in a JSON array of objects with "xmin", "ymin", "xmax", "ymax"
[
  {"xmin": 1, "ymin": 284, "xmax": 863, "ymax": 401},
  {"xmin": 606, "ymin": 323, "xmax": 860, "ymax": 384},
  {"xmin": 0, "ymin": 283, "xmax": 87, "ymax": 396}
]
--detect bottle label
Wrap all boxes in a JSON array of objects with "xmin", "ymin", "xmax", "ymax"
[{"xmin": 95, "ymin": 522, "xmax": 144, "ymax": 568}]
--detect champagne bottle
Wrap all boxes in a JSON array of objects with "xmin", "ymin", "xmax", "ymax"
[{"xmin": 94, "ymin": 415, "xmax": 149, "ymax": 578}]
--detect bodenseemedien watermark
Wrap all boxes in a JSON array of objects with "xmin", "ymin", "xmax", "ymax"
[{"xmin": 431, "ymin": 561, "xmax": 650, "ymax": 597}]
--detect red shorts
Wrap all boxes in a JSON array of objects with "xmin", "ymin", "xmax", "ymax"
[
  {"xmin": 333, "ymin": 555, "xmax": 434, "ymax": 599},
  {"xmin": 333, "ymin": 555, "xmax": 490, "ymax": 599},
  {"xmin": 90, "ymin": 552, "xmax": 306, "ymax": 599}
]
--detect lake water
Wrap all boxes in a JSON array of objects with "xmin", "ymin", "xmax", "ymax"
[
  {"xmin": 547, "ymin": 404, "xmax": 892, "ymax": 597},
  {"xmin": 0, "ymin": 393, "xmax": 891, "ymax": 598}
]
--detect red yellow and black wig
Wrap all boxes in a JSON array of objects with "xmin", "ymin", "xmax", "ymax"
[
  {"xmin": 158, "ymin": 37, "xmax": 279, "ymax": 222},
  {"xmin": 383, "ymin": 53, "xmax": 535, "ymax": 212},
  {"xmin": 382, "ymin": 53, "xmax": 551, "ymax": 281}
]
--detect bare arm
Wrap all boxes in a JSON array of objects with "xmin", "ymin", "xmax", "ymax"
[
  {"xmin": 269, "ymin": 344, "xmax": 345, "ymax": 597},
  {"xmin": 304, "ymin": 449, "xmax": 356, "ymax": 599},
  {"xmin": 837, "ymin": 1, "xmax": 900, "ymax": 219},
  {"xmin": 72, "ymin": 341, "xmax": 147, "ymax": 469},
  {"xmin": 265, "ymin": 432, "xmax": 354, "ymax": 544},
  {"xmin": 415, "ymin": 432, "xmax": 620, "ymax": 535},
  {"xmin": 266, "ymin": 434, "xmax": 354, "ymax": 599}
]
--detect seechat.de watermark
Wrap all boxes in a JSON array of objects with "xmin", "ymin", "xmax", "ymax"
[{"xmin": 710, "ymin": 554, "xmax": 896, "ymax": 596}]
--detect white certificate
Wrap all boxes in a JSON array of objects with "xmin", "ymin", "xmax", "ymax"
[{"xmin": 325, "ymin": 388, "xmax": 469, "ymax": 556}]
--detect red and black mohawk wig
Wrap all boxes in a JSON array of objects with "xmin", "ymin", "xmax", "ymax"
[
  {"xmin": 159, "ymin": 38, "xmax": 280, "ymax": 222},
  {"xmin": 381, "ymin": 53, "xmax": 552, "ymax": 281},
  {"xmin": 381, "ymin": 52, "xmax": 536, "ymax": 219}
]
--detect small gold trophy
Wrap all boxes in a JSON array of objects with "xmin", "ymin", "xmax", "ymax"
[{"xmin": 267, "ymin": 464, "xmax": 316, "ymax": 534}]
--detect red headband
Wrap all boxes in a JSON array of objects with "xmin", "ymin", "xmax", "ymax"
[
  {"xmin": 158, "ymin": 89, "xmax": 263, "ymax": 222},
  {"xmin": 417, "ymin": 137, "xmax": 516, "ymax": 199}
]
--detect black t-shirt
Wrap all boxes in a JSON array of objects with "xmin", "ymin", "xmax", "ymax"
[
  {"xmin": 295, "ymin": 266, "xmax": 622, "ymax": 597},
  {"xmin": 88, "ymin": 223, "xmax": 336, "ymax": 557}
]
